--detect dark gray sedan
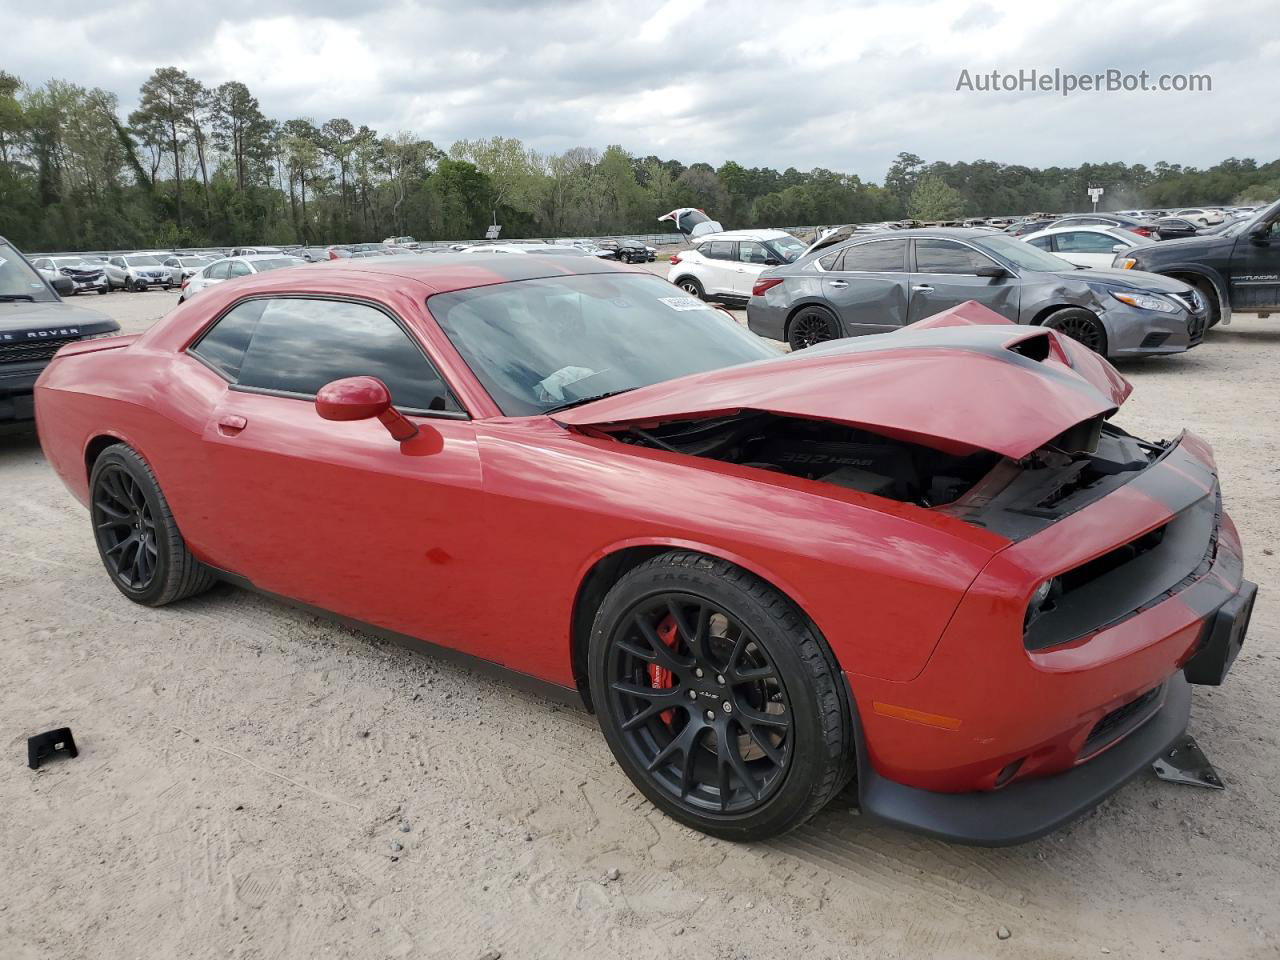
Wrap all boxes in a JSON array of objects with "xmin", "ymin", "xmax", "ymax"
[{"xmin": 746, "ymin": 228, "xmax": 1206, "ymax": 357}]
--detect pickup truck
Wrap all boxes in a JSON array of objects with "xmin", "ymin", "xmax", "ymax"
[
  {"xmin": 1, "ymin": 236, "xmax": 119, "ymax": 425},
  {"xmin": 1115, "ymin": 198, "xmax": 1280, "ymax": 326}
]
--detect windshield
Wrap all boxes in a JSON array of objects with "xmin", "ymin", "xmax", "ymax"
[
  {"xmin": 768, "ymin": 235, "xmax": 807, "ymax": 263},
  {"xmin": 126, "ymin": 255, "xmax": 163, "ymax": 266},
  {"xmin": 180, "ymin": 257, "xmax": 209, "ymax": 266},
  {"xmin": 253, "ymin": 257, "xmax": 304, "ymax": 272},
  {"xmin": 53, "ymin": 257, "xmax": 94, "ymax": 268},
  {"xmin": 979, "ymin": 234, "xmax": 1076, "ymax": 272},
  {"xmin": 431, "ymin": 273, "xmax": 777, "ymax": 416},
  {"xmin": 0, "ymin": 242, "xmax": 57, "ymax": 302}
]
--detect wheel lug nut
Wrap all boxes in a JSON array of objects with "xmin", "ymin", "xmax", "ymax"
[
  {"xmin": 687, "ymin": 690, "xmax": 697, "ymax": 701},
  {"xmin": 694, "ymin": 668, "xmax": 704, "ymax": 678},
  {"xmin": 716, "ymin": 675, "xmax": 725, "ymax": 684},
  {"xmin": 704, "ymin": 710, "xmax": 715, "ymax": 722},
  {"xmin": 722, "ymin": 701, "xmax": 733, "ymax": 713}
]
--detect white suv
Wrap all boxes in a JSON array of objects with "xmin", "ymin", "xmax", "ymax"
[{"xmin": 666, "ymin": 230, "xmax": 807, "ymax": 302}]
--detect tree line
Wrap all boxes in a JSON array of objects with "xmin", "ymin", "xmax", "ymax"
[{"xmin": 1, "ymin": 67, "xmax": 1277, "ymax": 252}]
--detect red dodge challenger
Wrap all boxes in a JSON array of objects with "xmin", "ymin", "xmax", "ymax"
[{"xmin": 34, "ymin": 255, "xmax": 1254, "ymax": 844}]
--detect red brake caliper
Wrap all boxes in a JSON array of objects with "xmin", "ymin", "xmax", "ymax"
[{"xmin": 648, "ymin": 615, "xmax": 679, "ymax": 725}]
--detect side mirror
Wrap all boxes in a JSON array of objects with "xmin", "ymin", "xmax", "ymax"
[
  {"xmin": 763, "ymin": 257, "xmax": 781, "ymax": 266},
  {"xmin": 1112, "ymin": 243, "xmax": 1128, "ymax": 253},
  {"xmin": 1249, "ymin": 227, "xmax": 1272, "ymax": 244},
  {"xmin": 975, "ymin": 265, "xmax": 1009, "ymax": 279},
  {"xmin": 315, "ymin": 376, "xmax": 418, "ymax": 441},
  {"xmin": 51, "ymin": 275, "xmax": 74, "ymax": 296}
]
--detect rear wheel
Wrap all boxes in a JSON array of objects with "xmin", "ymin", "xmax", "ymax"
[
  {"xmin": 788, "ymin": 305, "xmax": 842, "ymax": 350},
  {"xmin": 1043, "ymin": 307, "xmax": 1108, "ymax": 356},
  {"xmin": 588, "ymin": 551, "xmax": 850, "ymax": 840},
  {"xmin": 90, "ymin": 445, "xmax": 216, "ymax": 606},
  {"xmin": 676, "ymin": 276, "xmax": 705, "ymax": 299}
]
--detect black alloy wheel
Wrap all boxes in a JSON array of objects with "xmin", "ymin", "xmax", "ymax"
[
  {"xmin": 788, "ymin": 306, "xmax": 841, "ymax": 350},
  {"xmin": 89, "ymin": 444, "xmax": 216, "ymax": 606},
  {"xmin": 589, "ymin": 551, "xmax": 851, "ymax": 840},
  {"xmin": 1044, "ymin": 307, "xmax": 1108, "ymax": 355},
  {"xmin": 93, "ymin": 462, "xmax": 159, "ymax": 592},
  {"xmin": 605, "ymin": 593, "xmax": 794, "ymax": 814}
]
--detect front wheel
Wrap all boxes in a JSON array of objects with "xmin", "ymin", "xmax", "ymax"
[
  {"xmin": 1043, "ymin": 307, "xmax": 1108, "ymax": 356},
  {"xmin": 788, "ymin": 305, "xmax": 842, "ymax": 350},
  {"xmin": 588, "ymin": 551, "xmax": 851, "ymax": 841},
  {"xmin": 89, "ymin": 445, "xmax": 216, "ymax": 606}
]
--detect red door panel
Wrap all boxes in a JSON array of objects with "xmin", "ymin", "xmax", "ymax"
[{"xmin": 200, "ymin": 389, "xmax": 494, "ymax": 660}]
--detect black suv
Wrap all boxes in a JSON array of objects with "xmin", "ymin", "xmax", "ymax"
[
  {"xmin": 1116, "ymin": 198, "xmax": 1280, "ymax": 326},
  {"xmin": 1, "ymin": 236, "xmax": 119, "ymax": 425}
]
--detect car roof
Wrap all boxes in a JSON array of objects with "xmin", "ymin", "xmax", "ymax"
[
  {"xmin": 223, "ymin": 253, "xmax": 634, "ymax": 295},
  {"xmin": 695, "ymin": 229, "xmax": 794, "ymax": 242},
  {"xmin": 1027, "ymin": 224, "xmax": 1126, "ymax": 235}
]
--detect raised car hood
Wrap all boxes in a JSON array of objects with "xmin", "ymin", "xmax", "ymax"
[
  {"xmin": 556, "ymin": 302, "xmax": 1132, "ymax": 460},
  {"xmin": 658, "ymin": 208, "xmax": 724, "ymax": 239}
]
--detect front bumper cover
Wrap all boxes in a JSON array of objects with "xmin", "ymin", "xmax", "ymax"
[{"xmin": 857, "ymin": 671, "xmax": 1193, "ymax": 845}]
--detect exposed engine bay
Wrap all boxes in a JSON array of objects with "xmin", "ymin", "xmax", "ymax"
[
  {"xmin": 612, "ymin": 411, "xmax": 1002, "ymax": 507},
  {"xmin": 606, "ymin": 411, "xmax": 1166, "ymax": 520}
]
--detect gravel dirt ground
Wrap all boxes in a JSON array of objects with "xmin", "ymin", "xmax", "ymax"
[{"xmin": 2, "ymin": 286, "xmax": 1278, "ymax": 960}]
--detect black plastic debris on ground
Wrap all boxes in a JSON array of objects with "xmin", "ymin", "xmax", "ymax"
[{"xmin": 27, "ymin": 727, "xmax": 78, "ymax": 770}]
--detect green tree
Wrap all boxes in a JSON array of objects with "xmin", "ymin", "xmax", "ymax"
[
  {"xmin": 908, "ymin": 174, "xmax": 966, "ymax": 221},
  {"xmin": 129, "ymin": 67, "xmax": 196, "ymax": 231}
]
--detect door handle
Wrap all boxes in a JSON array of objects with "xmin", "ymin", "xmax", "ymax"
[
  {"xmin": 828, "ymin": 280, "xmax": 849, "ymax": 288},
  {"xmin": 911, "ymin": 285, "xmax": 934, "ymax": 292},
  {"xmin": 217, "ymin": 414, "xmax": 247, "ymax": 436}
]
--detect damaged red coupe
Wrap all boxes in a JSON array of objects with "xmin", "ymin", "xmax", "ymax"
[{"xmin": 35, "ymin": 256, "xmax": 1254, "ymax": 844}]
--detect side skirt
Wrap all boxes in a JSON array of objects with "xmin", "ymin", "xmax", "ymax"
[{"xmin": 210, "ymin": 568, "xmax": 586, "ymax": 709}]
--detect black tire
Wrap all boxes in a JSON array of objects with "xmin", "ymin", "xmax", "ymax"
[
  {"xmin": 787, "ymin": 304, "xmax": 842, "ymax": 351},
  {"xmin": 97, "ymin": 286, "xmax": 109, "ymax": 295},
  {"xmin": 1184, "ymin": 276, "xmax": 1222, "ymax": 328},
  {"xmin": 89, "ymin": 444, "xmax": 216, "ymax": 606},
  {"xmin": 675, "ymin": 276, "xmax": 705, "ymax": 299},
  {"xmin": 1042, "ymin": 307, "xmax": 1108, "ymax": 356},
  {"xmin": 588, "ymin": 551, "xmax": 851, "ymax": 841}
]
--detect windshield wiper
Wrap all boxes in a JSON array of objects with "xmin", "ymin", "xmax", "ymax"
[
  {"xmin": 0, "ymin": 294, "xmax": 36, "ymax": 302},
  {"xmin": 545, "ymin": 388, "xmax": 637, "ymax": 414}
]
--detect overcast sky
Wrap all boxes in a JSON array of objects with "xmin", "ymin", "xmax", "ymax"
[{"xmin": 5, "ymin": 0, "xmax": 1276, "ymax": 180}]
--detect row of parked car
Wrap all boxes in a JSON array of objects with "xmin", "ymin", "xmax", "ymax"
[
  {"xmin": 29, "ymin": 234, "xmax": 662, "ymax": 301},
  {"xmin": 662, "ymin": 200, "xmax": 1279, "ymax": 358}
]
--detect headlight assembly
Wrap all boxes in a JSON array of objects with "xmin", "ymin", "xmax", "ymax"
[{"xmin": 1110, "ymin": 290, "xmax": 1179, "ymax": 313}]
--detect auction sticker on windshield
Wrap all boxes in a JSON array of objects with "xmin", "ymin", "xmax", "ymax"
[{"xmin": 658, "ymin": 296, "xmax": 714, "ymax": 311}]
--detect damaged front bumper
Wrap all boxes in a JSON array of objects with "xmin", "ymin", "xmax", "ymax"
[{"xmin": 847, "ymin": 430, "xmax": 1256, "ymax": 844}]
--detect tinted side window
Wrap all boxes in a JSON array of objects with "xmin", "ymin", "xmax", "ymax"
[
  {"xmin": 191, "ymin": 299, "xmax": 267, "ymax": 380},
  {"xmin": 234, "ymin": 299, "xmax": 457, "ymax": 412},
  {"xmin": 914, "ymin": 240, "xmax": 993, "ymax": 275},
  {"xmin": 207, "ymin": 261, "xmax": 231, "ymax": 279},
  {"xmin": 230, "ymin": 261, "xmax": 252, "ymax": 277},
  {"xmin": 703, "ymin": 241, "xmax": 734, "ymax": 261},
  {"xmin": 837, "ymin": 239, "xmax": 907, "ymax": 272},
  {"xmin": 1057, "ymin": 231, "xmax": 1120, "ymax": 253},
  {"xmin": 1027, "ymin": 236, "xmax": 1054, "ymax": 250}
]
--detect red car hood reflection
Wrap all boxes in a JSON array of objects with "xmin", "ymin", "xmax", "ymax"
[{"xmin": 556, "ymin": 302, "xmax": 1132, "ymax": 460}]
